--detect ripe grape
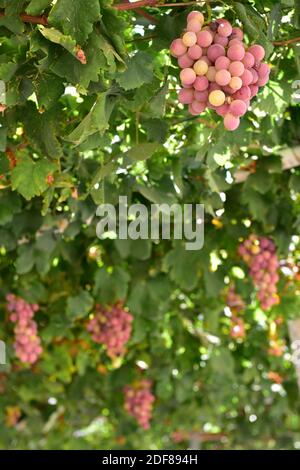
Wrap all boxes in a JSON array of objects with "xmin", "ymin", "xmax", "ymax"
[
  {"xmin": 194, "ymin": 75, "xmax": 209, "ymax": 91},
  {"xmin": 215, "ymin": 103, "xmax": 230, "ymax": 116},
  {"xmin": 215, "ymin": 69, "xmax": 231, "ymax": 86},
  {"xmin": 206, "ymin": 66, "xmax": 217, "ymax": 82},
  {"xmin": 87, "ymin": 301, "xmax": 133, "ymax": 358},
  {"xmin": 170, "ymin": 39, "xmax": 187, "ymax": 57},
  {"xmin": 124, "ymin": 379, "xmax": 155, "ymax": 429},
  {"xmin": 215, "ymin": 56, "xmax": 230, "ymax": 70},
  {"xmin": 231, "ymin": 27, "xmax": 244, "ymax": 40},
  {"xmin": 217, "ymin": 19, "xmax": 232, "ymax": 38},
  {"xmin": 229, "ymin": 99, "xmax": 247, "ymax": 117},
  {"xmin": 242, "ymin": 52, "xmax": 255, "ymax": 69},
  {"xmin": 193, "ymin": 59, "xmax": 208, "ymax": 75},
  {"xmin": 197, "ymin": 30, "xmax": 213, "ymax": 47},
  {"xmin": 180, "ymin": 68, "xmax": 196, "ymax": 86},
  {"xmin": 194, "ymin": 89, "xmax": 209, "ymax": 101},
  {"xmin": 241, "ymin": 69, "xmax": 253, "ymax": 86},
  {"xmin": 187, "ymin": 19, "xmax": 202, "ymax": 33},
  {"xmin": 187, "ymin": 11, "xmax": 204, "ymax": 25},
  {"xmin": 182, "ymin": 31, "xmax": 197, "ymax": 47},
  {"xmin": 229, "ymin": 61, "xmax": 244, "ymax": 77},
  {"xmin": 248, "ymin": 44, "xmax": 265, "ymax": 62},
  {"xmin": 229, "ymin": 76, "xmax": 243, "ymax": 90},
  {"xmin": 191, "ymin": 100, "xmax": 207, "ymax": 113},
  {"xmin": 178, "ymin": 53, "xmax": 194, "ymax": 69},
  {"xmin": 209, "ymin": 89, "xmax": 225, "ymax": 106},
  {"xmin": 213, "ymin": 34, "xmax": 229, "ymax": 47},
  {"xmin": 187, "ymin": 44, "xmax": 202, "ymax": 60},
  {"xmin": 224, "ymin": 113, "xmax": 240, "ymax": 130},
  {"xmin": 258, "ymin": 62, "xmax": 270, "ymax": 78},
  {"xmin": 207, "ymin": 44, "xmax": 225, "ymax": 62},
  {"xmin": 178, "ymin": 88, "xmax": 194, "ymax": 104},
  {"xmin": 233, "ymin": 85, "xmax": 251, "ymax": 100},
  {"xmin": 227, "ymin": 44, "xmax": 245, "ymax": 61}
]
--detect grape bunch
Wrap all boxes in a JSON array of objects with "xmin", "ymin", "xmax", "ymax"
[
  {"xmin": 170, "ymin": 11, "xmax": 270, "ymax": 130},
  {"xmin": 226, "ymin": 285, "xmax": 245, "ymax": 313},
  {"xmin": 238, "ymin": 236, "xmax": 280, "ymax": 310},
  {"xmin": 6, "ymin": 294, "xmax": 43, "ymax": 365},
  {"xmin": 87, "ymin": 301, "xmax": 133, "ymax": 359},
  {"xmin": 124, "ymin": 379, "xmax": 155, "ymax": 429}
]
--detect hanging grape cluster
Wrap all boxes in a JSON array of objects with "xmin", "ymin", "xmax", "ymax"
[
  {"xmin": 170, "ymin": 11, "xmax": 270, "ymax": 130},
  {"xmin": 87, "ymin": 301, "xmax": 133, "ymax": 359},
  {"xmin": 238, "ymin": 236, "xmax": 280, "ymax": 310},
  {"xmin": 6, "ymin": 294, "xmax": 43, "ymax": 365},
  {"xmin": 226, "ymin": 285, "xmax": 246, "ymax": 340},
  {"xmin": 124, "ymin": 379, "xmax": 155, "ymax": 429}
]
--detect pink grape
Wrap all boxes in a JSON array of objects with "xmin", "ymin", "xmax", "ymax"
[
  {"xmin": 200, "ymin": 56, "xmax": 211, "ymax": 66},
  {"xmin": 217, "ymin": 19, "xmax": 233, "ymax": 37},
  {"xmin": 230, "ymin": 76, "xmax": 243, "ymax": 90},
  {"xmin": 215, "ymin": 69, "xmax": 231, "ymax": 86},
  {"xmin": 233, "ymin": 85, "xmax": 251, "ymax": 100},
  {"xmin": 194, "ymin": 89, "xmax": 209, "ymax": 101},
  {"xmin": 182, "ymin": 31, "xmax": 197, "ymax": 47},
  {"xmin": 227, "ymin": 44, "xmax": 245, "ymax": 61},
  {"xmin": 228, "ymin": 38, "xmax": 244, "ymax": 47},
  {"xmin": 257, "ymin": 75, "xmax": 270, "ymax": 87},
  {"xmin": 224, "ymin": 113, "xmax": 240, "ymax": 130},
  {"xmin": 87, "ymin": 301, "xmax": 133, "ymax": 358},
  {"xmin": 258, "ymin": 62, "xmax": 270, "ymax": 78},
  {"xmin": 124, "ymin": 380, "xmax": 155, "ymax": 429},
  {"xmin": 187, "ymin": 11, "xmax": 204, "ymax": 24},
  {"xmin": 241, "ymin": 69, "xmax": 253, "ymax": 86},
  {"xmin": 187, "ymin": 44, "xmax": 203, "ymax": 60},
  {"xmin": 229, "ymin": 99, "xmax": 247, "ymax": 116},
  {"xmin": 248, "ymin": 44, "xmax": 265, "ymax": 61},
  {"xmin": 231, "ymin": 27, "xmax": 244, "ymax": 40},
  {"xmin": 215, "ymin": 103, "xmax": 230, "ymax": 116},
  {"xmin": 242, "ymin": 52, "xmax": 255, "ymax": 69},
  {"xmin": 207, "ymin": 44, "xmax": 225, "ymax": 62},
  {"xmin": 178, "ymin": 53, "xmax": 194, "ymax": 68},
  {"xmin": 215, "ymin": 56, "xmax": 230, "ymax": 70},
  {"xmin": 187, "ymin": 19, "xmax": 202, "ymax": 33},
  {"xmin": 188, "ymin": 103, "xmax": 200, "ymax": 115},
  {"xmin": 180, "ymin": 68, "xmax": 196, "ymax": 86},
  {"xmin": 178, "ymin": 88, "xmax": 194, "ymax": 104},
  {"xmin": 194, "ymin": 75, "xmax": 209, "ymax": 91},
  {"xmin": 250, "ymin": 68, "xmax": 259, "ymax": 84},
  {"xmin": 213, "ymin": 34, "xmax": 229, "ymax": 47},
  {"xmin": 194, "ymin": 59, "xmax": 209, "ymax": 75},
  {"xmin": 223, "ymin": 84, "xmax": 236, "ymax": 95},
  {"xmin": 229, "ymin": 61, "xmax": 245, "ymax": 77},
  {"xmin": 206, "ymin": 66, "xmax": 217, "ymax": 82},
  {"xmin": 249, "ymin": 84, "xmax": 259, "ymax": 97},
  {"xmin": 170, "ymin": 38, "xmax": 187, "ymax": 57},
  {"xmin": 191, "ymin": 100, "xmax": 207, "ymax": 113},
  {"xmin": 197, "ymin": 30, "xmax": 213, "ymax": 47}
]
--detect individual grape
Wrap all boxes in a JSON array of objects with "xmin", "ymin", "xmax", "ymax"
[
  {"xmin": 229, "ymin": 76, "xmax": 243, "ymax": 90},
  {"xmin": 187, "ymin": 11, "xmax": 205, "ymax": 25},
  {"xmin": 170, "ymin": 38, "xmax": 187, "ymax": 57},
  {"xmin": 194, "ymin": 89, "xmax": 209, "ymax": 101},
  {"xmin": 180, "ymin": 67, "xmax": 196, "ymax": 86},
  {"xmin": 215, "ymin": 103, "xmax": 230, "ymax": 116},
  {"xmin": 209, "ymin": 89, "xmax": 226, "ymax": 106},
  {"xmin": 258, "ymin": 62, "xmax": 270, "ymax": 78},
  {"xmin": 227, "ymin": 44, "xmax": 245, "ymax": 61},
  {"xmin": 257, "ymin": 75, "xmax": 270, "ymax": 87},
  {"xmin": 242, "ymin": 51, "xmax": 255, "ymax": 69},
  {"xmin": 241, "ymin": 69, "xmax": 253, "ymax": 86},
  {"xmin": 230, "ymin": 27, "xmax": 244, "ymax": 40},
  {"xmin": 124, "ymin": 379, "xmax": 155, "ymax": 429},
  {"xmin": 191, "ymin": 100, "xmax": 207, "ymax": 113},
  {"xmin": 187, "ymin": 44, "xmax": 203, "ymax": 60},
  {"xmin": 229, "ymin": 61, "xmax": 244, "ymax": 77},
  {"xmin": 7, "ymin": 294, "xmax": 42, "ymax": 365},
  {"xmin": 87, "ymin": 301, "xmax": 133, "ymax": 358},
  {"xmin": 194, "ymin": 75, "xmax": 209, "ymax": 91},
  {"xmin": 193, "ymin": 59, "xmax": 209, "ymax": 75},
  {"xmin": 223, "ymin": 84, "xmax": 236, "ymax": 95},
  {"xmin": 228, "ymin": 38, "xmax": 244, "ymax": 48},
  {"xmin": 217, "ymin": 19, "xmax": 233, "ymax": 38},
  {"xmin": 209, "ymin": 82, "xmax": 221, "ymax": 92},
  {"xmin": 249, "ymin": 85, "xmax": 259, "ymax": 98},
  {"xmin": 207, "ymin": 44, "xmax": 225, "ymax": 62},
  {"xmin": 215, "ymin": 56, "xmax": 230, "ymax": 70},
  {"xmin": 229, "ymin": 99, "xmax": 247, "ymax": 117},
  {"xmin": 213, "ymin": 34, "xmax": 229, "ymax": 47},
  {"xmin": 187, "ymin": 19, "xmax": 202, "ymax": 33},
  {"xmin": 206, "ymin": 66, "xmax": 217, "ymax": 82},
  {"xmin": 250, "ymin": 68, "xmax": 259, "ymax": 84},
  {"xmin": 188, "ymin": 103, "xmax": 200, "ymax": 115},
  {"xmin": 248, "ymin": 44, "xmax": 265, "ymax": 62},
  {"xmin": 224, "ymin": 113, "xmax": 240, "ymax": 130},
  {"xmin": 178, "ymin": 88, "xmax": 194, "ymax": 104},
  {"xmin": 178, "ymin": 53, "xmax": 194, "ymax": 68},
  {"xmin": 197, "ymin": 30, "xmax": 213, "ymax": 47},
  {"xmin": 233, "ymin": 85, "xmax": 251, "ymax": 100},
  {"xmin": 182, "ymin": 31, "xmax": 197, "ymax": 47},
  {"xmin": 215, "ymin": 69, "xmax": 231, "ymax": 86}
]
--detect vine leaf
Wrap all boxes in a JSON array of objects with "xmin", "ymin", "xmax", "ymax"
[
  {"xmin": 116, "ymin": 52, "xmax": 154, "ymax": 91},
  {"xmin": 11, "ymin": 156, "xmax": 57, "ymax": 200}
]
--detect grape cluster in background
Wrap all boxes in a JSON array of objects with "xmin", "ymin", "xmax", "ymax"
[
  {"xmin": 170, "ymin": 11, "xmax": 270, "ymax": 130},
  {"xmin": 124, "ymin": 379, "xmax": 155, "ymax": 429},
  {"xmin": 6, "ymin": 294, "xmax": 43, "ymax": 365},
  {"xmin": 239, "ymin": 235, "xmax": 280, "ymax": 310},
  {"xmin": 87, "ymin": 301, "xmax": 133, "ymax": 359}
]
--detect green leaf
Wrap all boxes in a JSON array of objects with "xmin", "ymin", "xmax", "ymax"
[
  {"xmin": 66, "ymin": 290, "xmax": 94, "ymax": 319},
  {"xmin": 11, "ymin": 156, "xmax": 57, "ymax": 200},
  {"xmin": 66, "ymin": 93, "xmax": 116, "ymax": 145},
  {"xmin": 123, "ymin": 143, "xmax": 160, "ymax": 163},
  {"xmin": 93, "ymin": 267, "xmax": 130, "ymax": 304},
  {"xmin": 26, "ymin": 0, "xmax": 52, "ymax": 15},
  {"xmin": 38, "ymin": 26, "xmax": 78, "ymax": 59},
  {"xmin": 48, "ymin": 0, "xmax": 101, "ymax": 43},
  {"xmin": 116, "ymin": 52, "xmax": 154, "ymax": 91}
]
